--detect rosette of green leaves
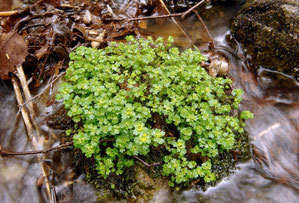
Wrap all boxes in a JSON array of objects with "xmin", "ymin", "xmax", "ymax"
[{"xmin": 57, "ymin": 36, "xmax": 253, "ymax": 185}]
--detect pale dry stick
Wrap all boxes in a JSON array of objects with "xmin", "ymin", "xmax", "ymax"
[
  {"xmin": 16, "ymin": 65, "xmax": 43, "ymax": 147},
  {"xmin": 86, "ymin": 36, "xmax": 107, "ymax": 43},
  {"xmin": 158, "ymin": 0, "xmax": 198, "ymax": 50},
  {"xmin": 12, "ymin": 76, "xmax": 35, "ymax": 139},
  {"xmin": 12, "ymin": 75, "xmax": 53, "ymax": 202},
  {"xmin": 16, "ymin": 65, "xmax": 57, "ymax": 201},
  {"xmin": 0, "ymin": 10, "xmax": 18, "ymax": 17},
  {"xmin": 16, "ymin": 65, "xmax": 35, "ymax": 116},
  {"xmin": 17, "ymin": 71, "xmax": 66, "ymax": 115}
]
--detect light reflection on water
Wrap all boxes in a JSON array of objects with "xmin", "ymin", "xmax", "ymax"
[
  {"xmin": 0, "ymin": 1, "xmax": 298, "ymax": 202},
  {"xmin": 176, "ymin": 161, "xmax": 298, "ymax": 203}
]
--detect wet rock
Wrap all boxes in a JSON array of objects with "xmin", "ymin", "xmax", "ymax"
[
  {"xmin": 47, "ymin": 111, "xmax": 73, "ymax": 130},
  {"xmin": 207, "ymin": 55, "xmax": 229, "ymax": 77},
  {"xmin": 133, "ymin": 167, "xmax": 171, "ymax": 203},
  {"xmin": 232, "ymin": 0, "xmax": 299, "ymax": 80}
]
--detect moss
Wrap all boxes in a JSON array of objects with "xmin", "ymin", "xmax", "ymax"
[
  {"xmin": 54, "ymin": 35, "xmax": 253, "ymax": 201},
  {"xmin": 232, "ymin": 0, "xmax": 299, "ymax": 80},
  {"xmin": 69, "ymin": 130, "xmax": 250, "ymax": 200}
]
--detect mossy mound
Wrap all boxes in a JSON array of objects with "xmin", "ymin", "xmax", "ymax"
[
  {"xmin": 56, "ymin": 36, "xmax": 252, "ymax": 201},
  {"xmin": 232, "ymin": 0, "xmax": 299, "ymax": 80}
]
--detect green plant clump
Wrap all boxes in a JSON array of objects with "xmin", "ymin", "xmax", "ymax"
[{"xmin": 57, "ymin": 36, "xmax": 253, "ymax": 186}]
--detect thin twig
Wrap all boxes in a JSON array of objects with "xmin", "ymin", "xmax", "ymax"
[
  {"xmin": 0, "ymin": 142, "xmax": 73, "ymax": 156},
  {"xmin": 133, "ymin": 156, "xmax": 161, "ymax": 167},
  {"xmin": 12, "ymin": 73, "xmax": 53, "ymax": 202},
  {"xmin": 104, "ymin": 0, "xmax": 206, "ymax": 22},
  {"xmin": 0, "ymin": 10, "xmax": 18, "ymax": 17},
  {"xmin": 19, "ymin": 23, "xmax": 46, "ymax": 33},
  {"xmin": 49, "ymin": 170, "xmax": 58, "ymax": 203},
  {"xmin": 39, "ymin": 31, "xmax": 56, "ymax": 79},
  {"xmin": 104, "ymin": 13, "xmax": 183, "ymax": 21},
  {"xmin": 100, "ymin": 139, "xmax": 115, "ymax": 142},
  {"xmin": 191, "ymin": 178, "xmax": 201, "ymax": 186},
  {"xmin": 0, "ymin": 139, "xmax": 115, "ymax": 156},
  {"xmin": 17, "ymin": 72, "xmax": 65, "ymax": 115},
  {"xmin": 121, "ymin": 0, "xmax": 131, "ymax": 13},
  {"xmin": 12, "ymin": 76, "xmax": 35, "ymax": 139},
  {"xmin": 158, "ymin": 0, "xmax": 198, "ymax": 50},
  {"xmin": 105, "ymin": 0, "xmax": 206, "ymax": 22},
  {"xmin": 182, "ymin": 0, "xmax": 206, "ymax": 18},
  {"xmin": 16, "ymin": 65, "xmax": 36, "ymax": 117},
  {"xmin": 192, "ymin": 8, "xmax": 215, "ymax": 49}
]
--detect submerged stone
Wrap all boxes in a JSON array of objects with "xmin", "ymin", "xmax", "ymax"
[{"xmin": 232, "ymin": 0, "xmax": 299, "ymax": 80}]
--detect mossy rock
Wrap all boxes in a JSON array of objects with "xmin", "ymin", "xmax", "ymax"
[
  {"xmin": 232, "ymin": 0, "xmax": 299, "ymax": 80},
  {"xmin": 132, "ymin": 166, "xmax": 171, "ymax": 203},
  {"xmin": 57, "ymin": 35, "xmax": 253, "ymax": 201}
]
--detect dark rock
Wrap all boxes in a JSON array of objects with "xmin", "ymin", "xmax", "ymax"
[
  {"xmin": 232, "ymin": 0, "xmax": 299, "ymax": 80},
  {"xmin": 164, "ymin": 0, "xmax": 244, "ymax": 13}
]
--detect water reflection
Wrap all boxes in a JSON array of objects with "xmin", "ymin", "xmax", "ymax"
[{"xmin": 176, "ymin": 161, "xmax": 298, "ymax": 203}]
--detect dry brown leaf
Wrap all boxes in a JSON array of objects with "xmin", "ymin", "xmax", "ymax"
[
  {"xmin": 0, "ymin": 32, "xmax": 28, "ymax": 80},
  {"xmin": 35, "ymin": 44, "xmax": 49, "ymax": 60},
  {"xmin": 139, "ymin": 20, "xmax": 148, "ymax": 29}
]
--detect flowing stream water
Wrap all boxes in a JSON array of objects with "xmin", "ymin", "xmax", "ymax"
[{"xmin": 0, "ymin": 1, "xmax": 298, "ymax": 202}]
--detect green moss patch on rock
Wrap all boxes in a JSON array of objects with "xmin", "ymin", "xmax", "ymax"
[
  {"xmin": 232, "ymin": 0, "xmax": 299, "ymax": 80},
  {"xmin": 56, "ymin": 36, "xmax": 253, "ymax": 201}
]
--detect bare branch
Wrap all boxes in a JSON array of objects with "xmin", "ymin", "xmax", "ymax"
[
  {"xmin": 0, "ymin": 139, "xmax": 115, "ymax": 156},
  {"xmin": 0, "ymin": 142, "xmax": 73, "ymax": 156},
  {"xmin": 104, "ymin": 0, "xmax": 206, "ymax": 22},
  {"xmin": 12, "ymin": 70, "xmax": 53, "ymax": 201},
  {"xmin": 182, "ymin": 0, "xmax": 206, "ymax": 18},
  {"xmin": 104, "ymin": 13, "xmax": 183, "ymax": 21},
  {"xmin": 133, "ymin": 156, "xmax": 161, "ymax": 167},
  {"xmin": 17, "ymin": 71, "xmax": 65, "ymax": 115},
  {"xmin": 100, "ymin": 139, "xmax": 115, "ymax": 142},
  {"xmin": 192, "ymin": 8, "xmax": 215, "ymax": 49},
  {"xmin": 158, "ymin": 0, "xmax": 198, "ymax": 50}
]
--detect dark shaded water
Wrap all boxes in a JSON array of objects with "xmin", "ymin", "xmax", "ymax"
[{"xmin": 0, "ymin": 1, "xmax": 298, "ymax": 202}]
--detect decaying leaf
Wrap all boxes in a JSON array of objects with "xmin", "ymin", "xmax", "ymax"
[
  {"xmin": 0, "ymin": 32, "xmax": 28, "ymax": 80},
  {"xmin": 91, "ymin": 30, "xmax": 106, "ymax": 48},
  {"xmin": 83, "ymin": 10, "xmax": 92, "ymax": 24},
  {"xmin": 35, "ymin": 44, "xmax": 49, "ymax": 60},
  {"xmin": 0, "ymin": 0, "xmax": 146, "ymax": 80},
  {"xmin": 208, "ymin": 55, "xmax": 229, "ymax": 77}
]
